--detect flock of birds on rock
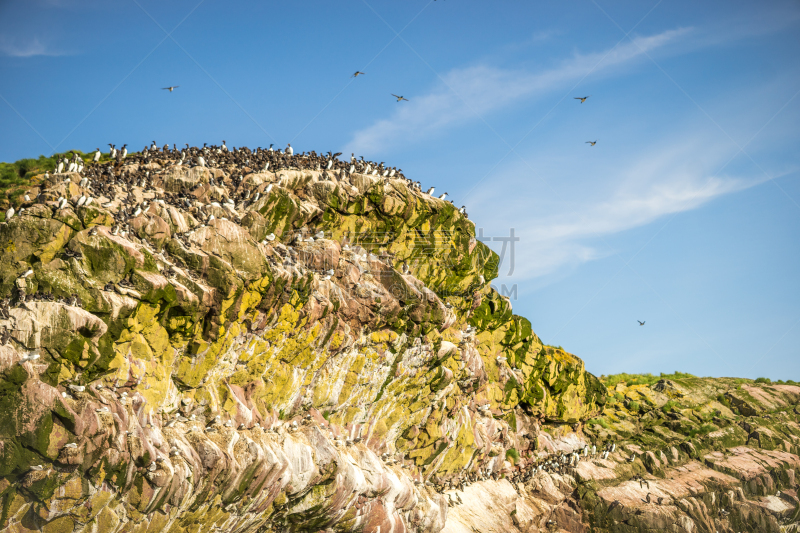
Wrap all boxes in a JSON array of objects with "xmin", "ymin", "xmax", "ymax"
[
  {"xmin": 1, "ymin": 139, "xmax": 476, "ymax": 323},
  {"xmin": 1, "ymin": 140, "xmax": 471, "ymax": 232},
  {"xmin": 433, "ymin": 440, "xmax": 638, "ymax": 505}
]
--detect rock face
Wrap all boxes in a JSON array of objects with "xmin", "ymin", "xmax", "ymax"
[{"xmin": 0, "ymin": 147, "xmax": 797, "ymax": 533}]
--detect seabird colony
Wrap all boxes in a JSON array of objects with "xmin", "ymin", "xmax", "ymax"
[{"xmin": 17, "ymin": 141, "xmax": 471, "ymax": 235}]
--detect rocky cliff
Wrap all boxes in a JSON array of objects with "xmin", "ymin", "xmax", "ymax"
[{"xmin": 0, "ymin": 146, "xmax": 797, "ymax": 533}]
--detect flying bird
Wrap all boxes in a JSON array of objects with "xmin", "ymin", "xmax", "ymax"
[
  {"xmin": 586, "ymin": 141, "xmax": 597, "ymax": 146},
  {"xmin": 574, "ymin": 96, "xmax": 591, "ymax": 103},
  {"xmin": 392, "ymin": 94, "xmax": 409, "ymax": 102},
  {"xmin": 637, "ymin": 320, "xmax": 645, "ymax": 326},
  {"xmin": 162, "ymin": 86, "xmax": 179, "ymax": 92},
  {"xmin": 351, "ymin": 71, "xmax": 365, "ymax": 78}
]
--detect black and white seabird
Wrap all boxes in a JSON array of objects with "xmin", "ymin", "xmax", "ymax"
[
  {"xmin": 351, "ymin": 71, "xmax": 365, "ymax": 78},
  {"xmin": 574, "ymin": 96, "xmax": 591, "ymax": 103},
  {"xmin": 93, "ymin": 148, "xmax": 101, "ymax": 162},
  {"xmin": 162, "ymin": 86, "xmax": 180, "ymax": 92},
  {"xmin": 586, "ymin": 141, "xmax": 597, "ymax": 146},
  {"xmin": 392, "ymin": 94, "xmax": 409, "ymax": 102}
]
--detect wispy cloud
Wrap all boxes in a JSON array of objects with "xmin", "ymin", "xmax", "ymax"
[
  {"xmin": 470, "ymin": 134, "xmax": 776, "ymax": 282},
  {"xmin": 344, "ymin": 27, "xmax": 691, "ymax": 156},
  {"xmin": 0, "ymin": 37, "xmax": 69, "ymax": 57}
]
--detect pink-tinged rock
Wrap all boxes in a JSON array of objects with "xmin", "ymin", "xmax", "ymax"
[
  {"xmin": 130, "ymin": 214, "xmax": 172, "ymax": 247},
  {"xmin": 9, "ymin": 302, "xmax": 107, "ymax": 351}
]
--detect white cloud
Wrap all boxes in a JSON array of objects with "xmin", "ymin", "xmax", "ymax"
[
  {"xmin": 344, "ymin": 27, "xmax": 691, "ymax": 156},
  {"xmin": 0, "ymin": 37, "xmax": 67, "ymax": 57},
  {"xmin": 469, "ymin": 135, "xmax": 771, "ymax": 282}
]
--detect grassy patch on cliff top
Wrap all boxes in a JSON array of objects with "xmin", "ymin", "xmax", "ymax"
[
  {"xmin": 0, "ymin": 150, "xmax": 90, "ymax": 206},
  {"xmin": 601, "ymin": 373, "xmax": 797, "ymax": 390},
  {"xmin": 600, "ymin": 371, "xmax": 697, "ymax": 389}
]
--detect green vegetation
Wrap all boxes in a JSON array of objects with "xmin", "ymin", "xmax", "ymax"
[
  {"xmin": 661, "ymin": 400, "xmax": 679, "ymax": 413},
  {"xmin": 755, "ymin": 377, "xmax": 798, "ymax": 385},
  {"xmin": 505, "ymin": 448, "xmax": 520, "ymax": 464},
  {"xmin": 587, "ymin": 417, "xmax": 611, "ymax": 429},
  {"xmin": 628, "ymin": 400, "xmax": 641, "ymax": 413},
  {"xmin": 601, "ymin": 371, "xmax": 696, "ymax": 389},
  {"xmin": 0, "ymin": 150, "xmax": 90, "ymax": 205},
  {"xmin": 687, "ymin": 423, "xmax": 717, "ymax": 439}
]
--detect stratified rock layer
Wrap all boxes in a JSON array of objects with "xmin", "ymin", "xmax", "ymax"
[{"xmin": 0, "ymin": 148, "xmax": 797, "ymax": 533}]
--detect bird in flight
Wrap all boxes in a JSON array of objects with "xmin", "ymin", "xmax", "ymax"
[
  {"xmin": 637, "ymin": 320, "xmax": 645, "ymax": 326},
  {"xmin": 162, "ymin": 86, "xmax": 179, "ymax": 92},
  {"xmin": 586, "ymin": 141, "xmax": 597, "ymax": 146},
  {"xmin": 574, "ymin": 96, "xmax": 591, "ymax": 103},
  {"xmin": 392, "ymin": 94, "xmax": 409, "ymax": 102},
  {"xmin": 351, "ymin": 71, "xmax": 365, "ymax": 78}
]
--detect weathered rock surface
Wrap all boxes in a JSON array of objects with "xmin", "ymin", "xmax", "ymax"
[{"xmin": 0, "ymin": 147, "xmax": 796, "ymax": 533}]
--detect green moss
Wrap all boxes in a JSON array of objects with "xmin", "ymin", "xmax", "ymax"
[
  {"xmin": 505, "ymin": 448, "xmax": 520, "ymax": 464},
  {"xmin": 588, "ymin": 417, "xmax": 611, "ymax": 429},
  {"xmin": 601, "ymin": 371, "xmax": 696, "ymax": 388}
]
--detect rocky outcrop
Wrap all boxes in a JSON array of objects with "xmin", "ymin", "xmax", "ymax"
[{"xmin": 0, "ymin": 148, "xmax": 796, "ymax": 533}]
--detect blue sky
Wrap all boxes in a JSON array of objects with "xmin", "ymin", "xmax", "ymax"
[{"xmin": 1, "ymin": 0, "xmax": 798, "ymax": 380}]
